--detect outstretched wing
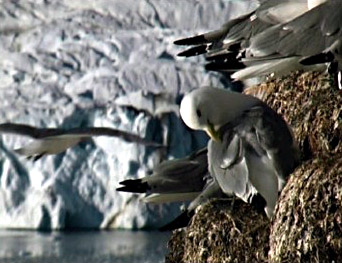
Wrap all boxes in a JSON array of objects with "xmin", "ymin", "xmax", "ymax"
[
  {"xmin": 0, "ymin": 122, "xmax": 162, "ymax": 160},
  {"xmin": 0, "ymin": 123, "xmax": 160, "ymax": 146},
  {"xmin": 0, "ymin": 123, "xmax": 58, "ymax": 138}
]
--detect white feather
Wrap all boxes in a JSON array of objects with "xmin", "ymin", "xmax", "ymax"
[{"xmin": 143, "ymin": 192, "xmax": 201, "ymax": 204}]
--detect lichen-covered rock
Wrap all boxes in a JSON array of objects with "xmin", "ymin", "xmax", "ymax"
[
  {"xmin": 165, "ymin": 229, "xmax": 186, "ymax": 263},
  {"xmin": 246, "ymin": 71, "xmax": 342, "ymax": 159},
  {"xmin": 166, "ymin": 199, "xmax": 269, "ymax": 263},
  {"xmin": 166, "ymin": 71, "xmax": 342, "ymax": 262},
  {"xmin": 269, "ymin": 156, "xmax": 342, "ymax": 262}
]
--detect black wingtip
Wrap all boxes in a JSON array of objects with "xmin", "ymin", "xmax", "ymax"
[
  {"xmin": 22, "ymin": 152, "xmax": 46, "ymax": 162},
  {"xmin": 300, "ymin": 51, "xmax": 334, "ymax": 65},
  {"xmin": 205, "ymin": 52, "xmax": 236, "ymax": 62},
  {"xmin": 205, "ymin": 61, "xmax": 245, "ymax": 72},
  {"xmin": 159, "ymin": 210, "xmax": 195, "ymax": 231},
  {"xmin": 116, "ymin": 186, "xmax": 135, "ymax": 192},
  {"xmin": 177, "ymin": 45, "xmax": 208, "ymax": 57},
  {"xmin": 174, "ymin": 35, "xmax": 208, "ymax": 46},
  {"xmin": 116, "ymin": 179, "xmax": 150, "ymax": 193},
  {"xmin": 119, "ymin": 179, "xmax": 142, "ymax": 186},
  {"xmin": 205, "ymin": 62, "xmax": 227, "ymax": 71}
]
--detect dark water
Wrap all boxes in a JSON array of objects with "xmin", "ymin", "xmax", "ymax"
[{"xmin": 0, "ymin": 230, "xmax": 171, "ymax": 263}]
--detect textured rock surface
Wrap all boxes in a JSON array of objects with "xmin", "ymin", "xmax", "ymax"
[
  {"xmin": 252, "ymin": 71, "xmax": 342, "ymax": 262},
  {"xmin": 270, "ymin": 156, "xmax": 342, "ymax": 262},
  {"xmin": 0, "ymin": 0, "xmax": 256, "ymax": 229},
  {"xmin": 166, "ymin": 71, "xmax": 342, "ymax": 262},
  {"xmin": 166, "ymin": 199, "xmax": 269, "ymax": 263},
  {"xmin": 246, "ymin": 71, "xmax": 342, "ymax": 159}
]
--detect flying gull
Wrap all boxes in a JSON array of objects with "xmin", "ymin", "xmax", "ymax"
[
  {"xmin": 0, "ymin": 122, "xmax": 161, "ymax": 161},
  {"xmin": 180, "ymin": 87, "xmax": 300, "ymax": 217}
]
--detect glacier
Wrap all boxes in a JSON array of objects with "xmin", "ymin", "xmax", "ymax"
[{"xmin": 0, "ymin": 0, "xmax": 256, "ymax": 229}]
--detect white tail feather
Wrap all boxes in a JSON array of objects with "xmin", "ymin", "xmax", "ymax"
[{"xmin": 143, "ymin": 192, "xmax": 201, "ymax": 204}]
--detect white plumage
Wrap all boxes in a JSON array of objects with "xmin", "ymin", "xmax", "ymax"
[
  {"xmin": 180, "ymin": 87, "xmax": 300, "ymax": 217},
  {"xmin": 117, "ymin": 147, "xmax": 209, "ymax": 203},
  {"xmin": 233, "ymin": 0, "xmax": 342, "ymax": 83},
  {"xmin": 175, "ymin": 0, "xmax": 342, "ymax": 88}
]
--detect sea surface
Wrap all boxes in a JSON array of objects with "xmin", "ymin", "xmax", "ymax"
[{"xmin": 0, "ymin": 230, "xmax": 171, "ymax": 263}]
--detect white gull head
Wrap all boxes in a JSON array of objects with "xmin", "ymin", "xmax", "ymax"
[{"xmin": 179, "ymin": 87, "xmax": 260, "ymax": 139}]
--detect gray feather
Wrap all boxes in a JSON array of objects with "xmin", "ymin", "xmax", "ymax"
[
  {"xmin": 118, "ymin": 147, "xmax": 209, "ymax": 196},
  {"xmin": 208, "ymin": 102, "xmax": 300, "ymax": 217}
]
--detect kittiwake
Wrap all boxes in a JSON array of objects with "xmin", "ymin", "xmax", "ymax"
[
  {"xmin": 180, "ymin": 87, "xmax": 300, "ymax": 217},
  {"xmin": 232, "ymin": 0, "xmax": 342, "ymax": 88},
  {"xmin": 0, "ymin": 122, "xmax": 161, "ymax": 161},
  {"xmin": 117, "ymin": 147, "xmax": 209, "ymax": 204},
  {"xmin": 175, "ymin": 0, "xmax": 341, "ymax": 88},
  {"xmin": 117, "ymin": 147, "xmax": 228, "ymax": 230},
  {"xmin": 174, "ymin": 0, "xmax": 311, "ymax": 72}
]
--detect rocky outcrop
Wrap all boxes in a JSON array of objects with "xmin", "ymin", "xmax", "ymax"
[{"xmin": 166, "ymin": 71, "xmax": 342, "ymax": 262}]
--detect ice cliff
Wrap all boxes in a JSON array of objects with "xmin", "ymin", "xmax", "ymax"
[{"xmin": 0, "ymin": 0, "xmax": 255, "ymax": 229}]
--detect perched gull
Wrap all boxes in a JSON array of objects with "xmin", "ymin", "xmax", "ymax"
[
  {"xmin": 174, "ymin": 0, "xmax": 311, "ymax": 71},
  {"xmin": 174, "ymin": 0, "xmax": 342, "ymax": 88},
  {"xmin": 233, "ymin": 0, "xmax": 342, "ymax": 85},
  {"xmin": 180, "ymin": 87, "xmax": 300, "ymax": 217},
  {"xmin": 117, "ymin": 147, "xmax": 209, "ymax": 204},
  {"xmin": 0, "ymin": 122, "xmax": 161, "ymax": 161},
  {"xmin": 117, "ymin": 147, "xmax": 229, "ymax": 230}
]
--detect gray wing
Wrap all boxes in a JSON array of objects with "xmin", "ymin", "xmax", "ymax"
[
  {"xmin": 174, "ymin": 0, "xmax": 309, "ymax": 73},
  {"xmin": 248, "ymin": 1, "xmax": 342, "ymax": 59},
  {"xmin": 208, "ymin": 103, "xmax": 300, "ymax": 216},
  {"xmin": 231, "ymin": 1, "xmax": 342, "ymax": 80},
  {"xmin": 61, "ymin": 127, "xmax": 160, "ymax": 146},
  {"xmin": 117, "ymin": 147, "xmax": 208, "ymax": 195},
  {"xmin": 209, "ymin": 132, "xmax": 255, "ymax": 201},
  {"xmin": 0, "ymin": 122, "xmax": 161, "ymax": 161},
  {"xmin": 174, "ymin": 11, "xmax": 255, "ymax": 57},
  {"xmin": 256, "ymin": 0, "xmax": 308, "ymax": 24},
  {"xmin": 225, "ymin": 0, "xmax": 308, "ymax": 45},
  {"xmin": 0, "ymin": 123, "xmax": 57, "ymax": 138},
  {"xmin": 0, "ymin": 122, "xmax": 160, "ymax": 146},
  {"xmin": 239, "ymin": 104, "xmax": 300, "ymax": 180}
]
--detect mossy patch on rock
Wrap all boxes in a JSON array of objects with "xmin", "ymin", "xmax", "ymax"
[
  {"xmin": 166, "ymin": 199, "xmax": 269, "ymax": 263},
  {"xmin": 270, "ymin": 155, "xmax": 342, "ymax": 262},
  {"xmin": 165, "ymin": 229, "xmax": 186, "ymax": 263},
  {"xmin": 165, "ymin": 71, "xmax": 342, "ymax": 262}
]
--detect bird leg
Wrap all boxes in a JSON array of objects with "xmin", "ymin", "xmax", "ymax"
[{"xmin": 229, "ymin": 195, "xmax": 236, "ymax": 212}]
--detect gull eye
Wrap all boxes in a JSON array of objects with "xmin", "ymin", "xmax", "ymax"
[{"xmin": 196, "ymin": 109, "xmax": 202, "ymax": 118}]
